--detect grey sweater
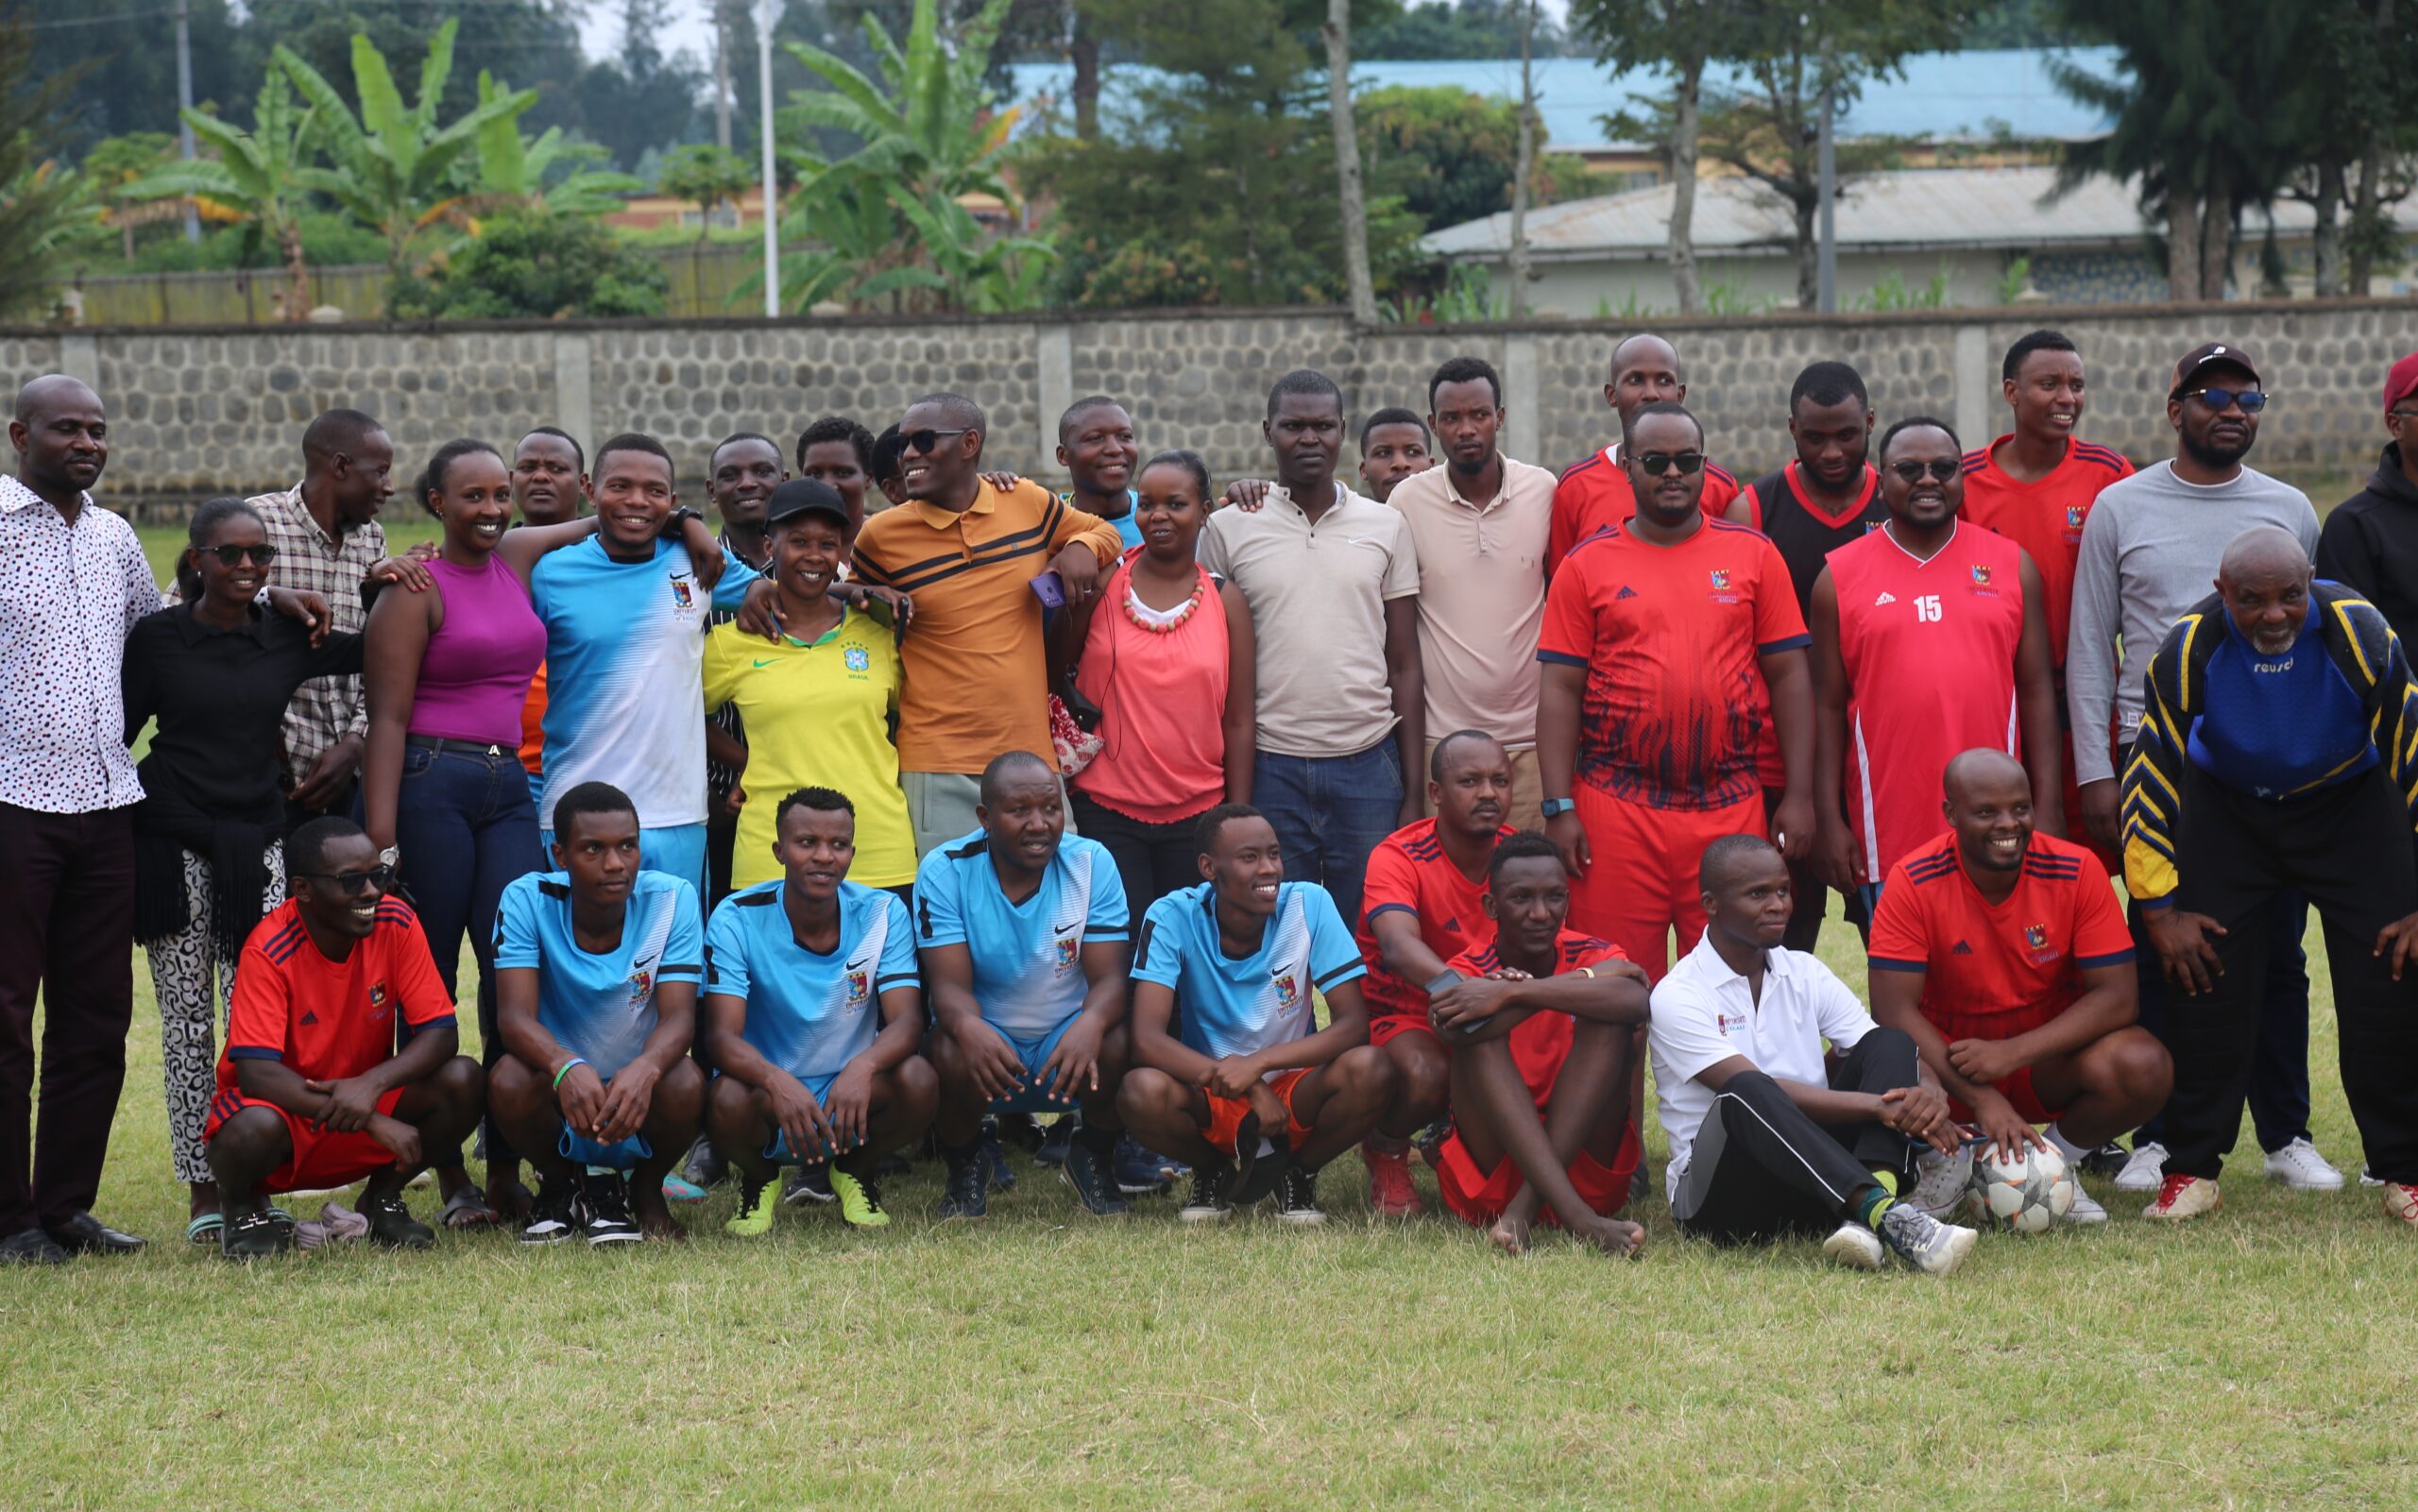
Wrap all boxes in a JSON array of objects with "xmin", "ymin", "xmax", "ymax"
[{"xmin": 2066, "ymin": 459, "xmax": 2320, "ymax": 785}]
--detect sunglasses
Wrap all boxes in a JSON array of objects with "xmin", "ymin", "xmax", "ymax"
[
  {"xmin": 1888, "ymin": 459, "xmax": 1962, "ymax": 484},
  {"xmin": 201, "ymin": 543, "xmax": 279, "ymax": 567},
  {"xmin": 2176, "ymin": 386, "xmax": 2269, "ymax": 413},
  {"xmin": 297, "ymin": 865, "xmax": 396, "ymax": 896},
  {"xmin": 899, "ymin": 427, "xmax": 972, "ymax": 456},
  {"xmin": 1632, "ymin": 450, "xmax": 1705, "ymax": 477}
]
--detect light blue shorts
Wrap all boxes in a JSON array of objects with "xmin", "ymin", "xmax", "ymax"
[
  {"xmin": 537, "ymin": 822, "xmax": 708, "ymax": 902},
  {"xmin": 762, "ymin": 1071, "xmax": 846, "ymax": 1163},
  {"xmin": 984, "ymin": 1016, "xmax": 1085, "ymax": 1114}
]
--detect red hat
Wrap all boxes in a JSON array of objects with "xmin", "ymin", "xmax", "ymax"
[{"xmin": 2387, "ymin": 352, "xmax": 2418, "ymax": 416}]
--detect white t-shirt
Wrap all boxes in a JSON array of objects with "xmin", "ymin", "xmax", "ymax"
[{"xmin": 1649, "ymin": 931, "xmax": 1877, "ymax": 1203}]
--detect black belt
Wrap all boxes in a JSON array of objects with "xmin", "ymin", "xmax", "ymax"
[{"xmin": 406, "ymin": 734, "xmax": 516, "ymax": 759}]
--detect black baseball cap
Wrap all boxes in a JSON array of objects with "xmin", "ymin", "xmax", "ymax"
[
  {"xmin": 2171, "ymin": 341, "xmax": 2261, "ymax": 395},
  {"xmin": 763, "ymin": 478, "xmax": 850, "ymax": 530}
]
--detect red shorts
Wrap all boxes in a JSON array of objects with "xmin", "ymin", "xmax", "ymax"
[
  {"xmin": 1928, "ymin": 999, "xmax": 2067, "ymax": 1125},
  {"xmin": 1370, "ymin": 1013, "xmax": 1440, "ymax": 1052},
  {"xmin": 1203, "ymin": 1068, "xmax": 1315, "ymax": 1153},
  {"xmin": 1571, "ymin": 785, "xmax": 1765, "ymax": 983},
  {"xmin": 1436, "ymin": 1122, "xmax": 1642, "ymax": 1229},
  {"xmin": 205, "ymin": 1085, "xmax": 408, "ymax": 1194}
]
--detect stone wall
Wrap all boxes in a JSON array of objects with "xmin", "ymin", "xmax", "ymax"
[{"xmin": 12, "ymin": 297, "xmax": 2410, "ymax": 508}]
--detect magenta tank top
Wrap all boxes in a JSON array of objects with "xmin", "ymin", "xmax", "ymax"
[{"xmin": 410, "ymin": 555, "xmax": 546, "ymax": 745}]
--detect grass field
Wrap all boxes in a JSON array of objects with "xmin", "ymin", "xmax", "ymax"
[{"xmin": 8, "ymin": 909, "xmax": 2416, "ymax": 1512}]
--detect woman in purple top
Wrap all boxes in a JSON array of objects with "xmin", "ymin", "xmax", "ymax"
[{"xmin": 361, "ymin": 438, "xmax": 576, "ymax": 1225}]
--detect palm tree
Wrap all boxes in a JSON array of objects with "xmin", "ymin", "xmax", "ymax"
[
  {"xmin": 446, "ymin": 72, "xmax": 643, "ymax": 229},
  {"xmin": 128, "ymin": 72, "xmax": 323, "ymax": 322}
]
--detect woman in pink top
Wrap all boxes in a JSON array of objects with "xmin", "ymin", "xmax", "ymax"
[
  {"xmin": 360, "ymin": 438, "xmax": 587, "ymax": 1225},
  {"xmin": 1060, "ymin": 450, "xmax": 1257, "ymax": 920}
]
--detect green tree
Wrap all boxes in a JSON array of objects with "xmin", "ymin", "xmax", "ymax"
[
  {"xmin": 78, "ymin": 131, "xmax": 179, "ymax": 261},
  {"xmin": 389, "ymin": 207, "xmax": 667, "ymax": 318},
  {"xmin": 2269, "ymin": 1, "xmax": 2418, "ymax": 296},
  {"xmin": 1575, "ymin": 0, "xmax": 1739, "ymax": 313},
  {"xmin": 1358, "ymin": 0, "xmax": 1575, "ymax": 59},
  {"xmin": 128, "ymin": 72, "xmax": 325, "ymax": 321},
  {"xmin": 656, "ymin": 144, "xmax": 755, "ymax": 243},
  {"xmin": 450, "ymin": 73, "xmax": 645, "ymax": 226},
  {"xmin": 275, "ymin": 20, "xmax": 537, "ymax": 283},
  {"xmin": 1357, "ymin": 85, "xmax": 1596, "ymax": 233}
]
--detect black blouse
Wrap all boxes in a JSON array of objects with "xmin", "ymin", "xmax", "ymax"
[{"xmin": 122, "ymin": 603, "xmax": 365, "ymax": 826}]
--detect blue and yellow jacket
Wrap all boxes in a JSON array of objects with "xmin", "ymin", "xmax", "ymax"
[{"xmin": 2122, "ymin": 582, "xmax": 2418, "ymax": 908}]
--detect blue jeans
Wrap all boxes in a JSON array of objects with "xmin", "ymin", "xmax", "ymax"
[
  {"xmin": 394, "ymin": 742, "xmax": 541, "ymax": 1169},
  {"xmin": 1251, "ymin": 739, "xmax": 1405, "ymax": 933},
  {"xmin": 2133, "ymin": 890, "xmax": 2311, "ymax": 1152}
]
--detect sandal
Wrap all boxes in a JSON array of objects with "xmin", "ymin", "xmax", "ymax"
[
  {"xmin": 439, "ymin": 1186, "xmax": 502, "ymax": 1231},
  {"xmin": 186, "ymin": 1212, "xmax": 224, "ymax": 1246}
]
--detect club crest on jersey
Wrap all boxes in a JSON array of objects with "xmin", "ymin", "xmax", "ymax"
[
  {"xmin": 844, "ymin": 646, "xmax": 871, "ymax": 672},
  {"xmin": 1969, "ymin": 564, "xmax": 1993, "ymax": 586},
  {"xmin": 368, "ymin": 982, "xmax": 390, "ymax": 1021},
  {"xmin": 628, "ymin": 967, "xmax": 655, "ymax": 1004},
  {"xmin": 1716, "ymin": 1011, "xmax": 1747, "ymax": 1038},
  {"xmin": 1273, "ymin": 972, "xmax": 1301, "ymax": 1010},
  {"xmin": 2025, "ymin": 925, "xmax": 2048, "ymax": 949},
  {"xmin": 669, "ymin": 575, "xmax": 696, "ymax": 612},
  {"xmin": 2066, "ymin": 504, "xmax": 2086, "ymax": 531},
  {"xmin": 1055, "ymin": 935, "xmax": 1080, "ymax": 972},
  {"xmin": 845, "ymin": 969, "xmax": 870, "ymax": 1004},
  {"xmin": 1709, "ymin": 569, "xmax": 1731, "ymax": 590}
]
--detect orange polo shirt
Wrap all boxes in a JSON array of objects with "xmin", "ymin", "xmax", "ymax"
[{"xmin": 850, "ymin": 478, "xmax": 1123, "ymax": 774}]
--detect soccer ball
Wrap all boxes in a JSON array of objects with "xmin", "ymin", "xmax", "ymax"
[{"xmin": 1966, "ymin": 1142, "xmax": 2076, "ymax": 1232}]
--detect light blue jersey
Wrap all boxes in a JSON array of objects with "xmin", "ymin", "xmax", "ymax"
[
  {"xmin": 530, "ymin": 535, "xmax": 756, "ymax": 830},
  {"xmin": 1060, "ymin": 487, "xmax": 1145, "ymax": 552},
  {"xmin": 705, "ymin": 880, "xmax": 917, "ymax": 1083},
  {"xmin": 912, "ymin": 829, "xmax": 1130, "ymax": 1039},
  {"xmin": 495, "ymin": 869, "xmax": 705, "ymax": 1078},
  {"xmin": 1132, "ymin": 881, "xmax": 1365, "ymax": 1074}
]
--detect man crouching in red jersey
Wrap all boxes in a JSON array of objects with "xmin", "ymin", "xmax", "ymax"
[
  {"xmin": 205, "ymin": 819, "xmax": 485, "ymax": 1260},
  {"xmin": 1426, "ymin": 833, "xmax": 1651, "ymax": 1258}
]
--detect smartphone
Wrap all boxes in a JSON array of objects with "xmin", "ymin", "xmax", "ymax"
[{"xmin": 1030, "ymin": 571, "xmax": 1066, "ymax": 609}]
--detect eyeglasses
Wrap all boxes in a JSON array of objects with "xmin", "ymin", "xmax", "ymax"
[
  {"xmin": 202, "ymin": 543, "xmax": 278, "ymax": 567},
  {"xmin": 1887, "ymin": 459, "xmax": 1962, "ymax": 484},
  {"xmin": 1631, "ymin": 450, "xmax": 1705, "ymax": 476},
  {"xmin": 900, "ymin": 427, "xmax": 972, "ymax": 456},
  {"xmin": 2176, "ymin": 386, "xmax": 2269, "ymax": 413},
  {"xmin": 296, "ymin": 865, "xmax": 396, "ymax": 896}
]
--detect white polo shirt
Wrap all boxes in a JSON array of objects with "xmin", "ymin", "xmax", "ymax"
[{"xmin": 1649, "ymin": 930, "xmax": 1877, "ymax": 1202}]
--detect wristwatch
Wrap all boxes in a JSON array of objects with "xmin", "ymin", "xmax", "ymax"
[
  {"xmin": 658, "ymin": 505, "xmax": 704, "ymax": 538},
  {"xmin": 1540, "ymin": 797, "xmax": 1576, "ymax": 819}
]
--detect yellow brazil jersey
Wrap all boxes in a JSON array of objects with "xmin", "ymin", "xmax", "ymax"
[{"xmin": 701, "ymin": 610, "xmax": 915, "ymax": 890}]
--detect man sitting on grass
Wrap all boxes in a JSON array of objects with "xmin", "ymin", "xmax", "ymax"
[
  {"xmin": 1424, "ymin": 833, "xmax": 1651, "ymax": 1259},
  {"xmin": 1119, "ymin": 804, "xmax": 1398, "ymax": 1224},
  {"xmin": 704, "ymin": 788, "xmax": 936, "ymax": 1235},
  {"xmin": 206, "ymin": 819, "xmax": 484, "ymax": 1261},
  {"xmin": 490, "ymin": 781, "xmax": 708, "ymax": 1247},
  {"xmin": 919, "ymin": 751, "xmax": 1135, "ymax": 1220}
]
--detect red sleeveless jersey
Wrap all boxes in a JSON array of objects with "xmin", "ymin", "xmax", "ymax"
[{"xmin": 1830, "ymin": 522, "xmax": 2026, "ymax": 879}]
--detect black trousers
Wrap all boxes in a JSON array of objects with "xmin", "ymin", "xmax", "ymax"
[
  {"xmin": 1070, "ymin": 790, "xmax": 1200, "ymax": 925},
  {"xmin": 2165, "ymin": 765, "xmax": 2418, "ymax": 1183},
  {"xmin": 0, "ymin": 804, "xmax": 136, "ymax": 1234},
  {"xmin": 1673, "ymin": 1027, "xmax": 1920, "ymax": 1242}
]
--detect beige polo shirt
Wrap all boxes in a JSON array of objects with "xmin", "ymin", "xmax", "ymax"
[
  {"xmin": 1200, "ymin": 481, "xmax": 1421, "ymax": 758},
  {"xmin": 1385, "ymin": 454, "xmax": 1554, "ymax": 748}
]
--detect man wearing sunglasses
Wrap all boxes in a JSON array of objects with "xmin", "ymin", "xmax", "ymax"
[
  {"xmin": 1808, "ymin": 416, "xmax": 2063, "ymax": 936},
  {"xmin": 2068, "ymin": 342, "xmax": 2341, "ymax": 1198},
  {"xmin": 204, "ymin": 818, "xmax": 485, "ymax": 1259}
]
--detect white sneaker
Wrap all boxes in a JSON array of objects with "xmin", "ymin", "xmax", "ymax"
[
  {"xmin": 2113, "ymin": 1141, "xmax": 2168, "ymax": 1193},
  {"xmin": 1909, "ymin": 1147, "xmax": 1973, "ymax": 1217},
  {"xmin": 2359, "ymin": 1164, "xmax": 2384, "ymax": 1188},
  {"xmin": 2060, "ymin": 1187, "xmax": 2108, "ymax": 1225},
  {"xmin": 1821, "ymin": 1221, "xmax": 1885, "ymax": 1270},
  {"xmin": 2262, "ymin": 1137, "xmax": 2344, "ymax": 1191}
]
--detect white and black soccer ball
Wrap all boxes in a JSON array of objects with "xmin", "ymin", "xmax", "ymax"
[{"xmin": 1966, "ymin": 1142, "xmax": 2076, "ymax": 1232}]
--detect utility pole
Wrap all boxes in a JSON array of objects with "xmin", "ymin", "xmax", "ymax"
[
  {"xmin": 755, "ymin": 0, "xmax": 783, "ymax": 316},
  {"xmin": 175, "ymin": 0, "xmax": 199, "ymax": 243},
  {"xmin": 712, "ymin": 0, "xmax": 733, "ymax": 153},
  {"xmin": 1815, "ymin": 80, "xmax": 1836, "ymax": 314}
]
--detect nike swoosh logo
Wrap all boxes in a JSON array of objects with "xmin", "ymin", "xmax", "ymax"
[
  {"xmin": 1053, "ymin": 923, "xmax": 1080, "ymax": 936},
  {"xmin": 751, "ymin": 658, "xmax": 777, "ymax": 669}
]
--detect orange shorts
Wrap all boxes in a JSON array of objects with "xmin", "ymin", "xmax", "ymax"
[
  {"xmin": 1204, "ymin": 1068, "xmax": 1315, "ymax": 1154},
  {"xmin": 205, "ymin": 1084, "xmax": 409, "ymax": 1195},
  {"xmin": 1436, "ymin": 1120, "xmax": 1642, "ymax": 1229},
  {"xmin": 1570, "ymin": 785, "xmax": 1765, "ymax": 983},
  {"xmin": 1929, "ymin": 999, "xmax": 2067, "ymax": 1125},
  {"xmin": 1369, "ymin": 1013, "xmax": 1440, "ymax": 1052}
]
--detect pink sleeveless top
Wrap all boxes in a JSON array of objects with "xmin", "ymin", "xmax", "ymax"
[
  {"xmin": 1072, "ymin": 557, "xmax": 1231, "ymax": 824},
  {"xmin": 411, "ymin": 555, "xmax": 546, "ymax": 745}
]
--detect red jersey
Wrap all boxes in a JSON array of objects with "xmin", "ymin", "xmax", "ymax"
[
  {"xmin": 1548, "ymin": 444, "xmax": 1742, "ymax": 573},
  {"xmin": 1539, "ymin": 518, "xmax": 1808, "ymax": 812},
  {"xmin": 218, "ymin": 897, "xmax": 456, "ymax": 1094},
  {"xmin": 1356, "ymin": 818, "xmax": 1517, "ymax": 1020},
  {"xmin": 1440, "ymin": 930, "xmax": 1627, "ymax": 1109},
  {"xmin": 1867, "ymin": 830, "xmax": 2132, "ymax": 1025},
  {"xmin": 1830, "ymin": 522, "xmax": 2027, "ymax": 879},
  {"xmin": 1740, "ymin": 462, "xmax": 1888, "ymax": 787},
  {"xmin": 1959, "ymin": 436, "xmax": 2132, "ymax": 669}
]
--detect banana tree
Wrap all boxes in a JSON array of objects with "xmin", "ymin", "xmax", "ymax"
[
  {"xmin": 438, "ymin": 72, "xmax": 643, "ymax": 233},
  {"xmin": 127, "ymin": 72, "xmax": 322, "ymax": 321},
  {"xmin": 276, "ymin": 19, "xmax": 536, "ymax": 280}
]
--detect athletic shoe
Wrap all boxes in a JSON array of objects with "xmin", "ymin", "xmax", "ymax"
[
  {"xmin": 1277, "ymin": 1164, "xmax": 1325, "ymax": 1226},
  {"xmin": 1036, "ymin": 1115, "xmax": 1075, "ymax": 1167},
  {"xmin": 1909, "ymin": 1147, "xmax": 1973, "ymax": 1218},
  {"xmin": 1060, "ymin": 1138, "xmax": 1131, "ymax": 1216},
  {"xmin": 2262, "ymin": 1137, "xmax": 2345, "ymax": 1191},
  {"xmin": 1180, "ymin": 1160, "xmax": 1235, "ymax": 1222},
  {"xmin": 940, "ymin": 1148, "xmax": 990, "ymax": 1219},
  {"xmin": 1364, "ymin": 1142, "xmax": 1422, "ymax": 1217},
  {"xmin": 982, "ymin": 1130, "xmax": 1016, "ymax": 1192},
  {"xmin": 784, "ymin": 1165, "xmax": 837, "ymax": 1206},
  {"xmin": 580, "ymin": 1175, "xmax": 643, "ymax": 1246},
  {"xmin": 2113, "ymin": 1140, "xmax": 2169, "ymax": 1193},
  {"xmin": 2079, "ymin": 1141, "xmax": 2131, "ymax": 1180},
  {"xmin": 832, "ymin": 1170, "xmax": 890, "ymax": 1229},
  {"xmin": 678, "ymin": 1132, "xmax": 727, "ymax": 1191},
  {"xmin": 2143, "ymin": 1173, "xmax": 2222, "ymax": 1222},
  {"xmin": 360, "ymin": 1192, "xmax": 435, "ymax": 1250},
  {"xmin": 659, "ymin": 1173, "xmax": 709, "ymax": 1203},
  {"xmin": 519, "ymin": 1180, "xmax": 584, "ymax": 1245},
  {"xmin": 2360, "ymin": 1164, "xmax": 2384, "ymax": 1188},
  {"xmin": 725, "ymin": 1169, "xmax": 782, "ymax": 1237},
  {"xmin": 2383, "ymin": 1182, "xmax": 2418, "ymax": 1225},
  {"xmin": 1113, "ymin": 1134, "xmax": 1182, "ymax": 1195},
  {"xmin": 1876, "ymin": 1203, "xmax": 1979, "ymax": 1276},
  {"xmin": 2061, "ymin": 1187, "xmax": 2109, "ymax": 1225},
  {"xmin": 219, "ymin": 1209, "xmax": 294, "ymax": 1262},
  {"xmin": 1629, "ymin": 1163, "xmax": 1653, "ymax": 1209},
  {"xmin": 1231, "ymin": 1149, "xmax": 1288, "ymax": 1209},
  {"xmin": 1821, "ymin": 1222, "xmax": 1885, "ymax": 1270}
]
